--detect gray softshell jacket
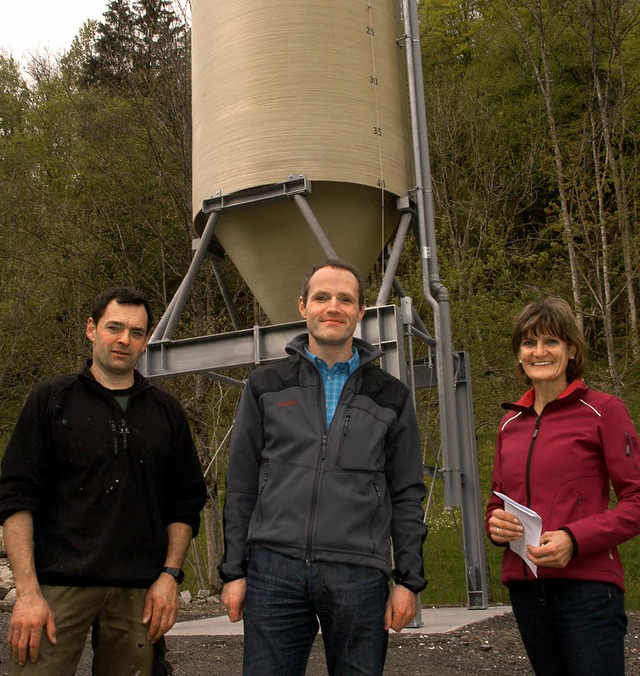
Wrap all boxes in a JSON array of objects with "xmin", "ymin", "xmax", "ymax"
[{"xmin": 220, "ymin": 334, "xmax": 427, "ymax": 593}]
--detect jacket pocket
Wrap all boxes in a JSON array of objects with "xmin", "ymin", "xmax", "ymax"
[{"xmin": 334, "ymin": 406, "xmax": 389, "ymax": 471}]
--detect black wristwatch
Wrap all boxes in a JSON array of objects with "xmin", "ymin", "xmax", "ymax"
[{"xmin": 161, "ymin": 566, "xmax": 185, "ymax": 584}]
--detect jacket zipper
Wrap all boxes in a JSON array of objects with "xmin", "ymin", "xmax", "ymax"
[
  {"xmin": 335, "ymin": 414, "xmax": 351, "ymax": 466},
  {"xmin": 305, "ymin": 434, "xmax": 327, "ymax": 563},
  {"xmin": 373, "ymin": 481, "xmax": 382, "ymax": 506},
  {"xmin": 110, "ymin": 421, "xmax": 119, "ymax": 455},
  {"xmin": 525, "ymin": 415, "xmax": 542, "ymax": 508},
  {"xmin": 520, "ymin": 413, "xmax": 542, "ymax": 578},
  {"xmin": 110, "ymin": 418, "xmax": 130, "ymax": 454},
  {"xmin": 120, "ymin": 419, "xmax": 129, "ymax": 450},
  {"xmin": 302, "ymin": 356, "xmax": 362, "ymax": 564},
  {"xmin": 259, "ymin": 467, "xmax": 269, "ymax": 495}
]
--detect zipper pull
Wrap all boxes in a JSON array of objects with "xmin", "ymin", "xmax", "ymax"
[
  {"xmin": 259, "ymin": 470, "xmax": 269, "ymax": 494},
  {"xmin": 110, "ymin": 421, "xmax": 119, "ymax": 455},
  {"xmin": 120, "ymin": 420, "xmax": 130, "ymax": 450},
  {"xmin": 342, "ymin": 414, "xmax": 351, "ymax": 437},
  {"xmin": 625, "ymin": 432, "xmax": 631, "ymax": 456},
  {"xmin": 321, "ymin": 435, "xmax": 327, "ymax": 460}
]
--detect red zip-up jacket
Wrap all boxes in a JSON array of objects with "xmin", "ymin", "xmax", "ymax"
[{"xmin": 486, "ymin": 379, "xmax": 640, "ymax": 591}]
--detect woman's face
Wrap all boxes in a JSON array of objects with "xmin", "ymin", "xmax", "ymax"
[{"xmin": 519, "ymin": 334, "xmax": 576, "ymax": 389}]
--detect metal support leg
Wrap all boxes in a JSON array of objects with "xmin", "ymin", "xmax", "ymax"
[{"xmin": 292, "ymin": 193, "xmax": 338, "ymax": 258}]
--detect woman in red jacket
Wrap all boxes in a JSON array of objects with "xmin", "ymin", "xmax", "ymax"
[{"xmin": 486, "ymin": 297, "xmax": 640, "ymax": 675}]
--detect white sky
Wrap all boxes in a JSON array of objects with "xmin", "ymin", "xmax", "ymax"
[{"xmin": 0, "ymin": 0, "xmax": 110, "ymax": 64}]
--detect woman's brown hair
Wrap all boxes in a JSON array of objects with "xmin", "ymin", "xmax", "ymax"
[{"xmin": 512, "ymin": 297, "xmax": 588, "ymax": 384}]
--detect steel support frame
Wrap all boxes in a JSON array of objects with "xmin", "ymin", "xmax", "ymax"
[
  {"xmin": 142, "ymin": 304, "xmax": 407, "ymax": 384},
  {"xmin": 140, "ymin": 176, "xmax": 489, "ymax": 609},
  {"xmin": 142, "ymin": 0, "xmax": 489, "ymax": 610}
]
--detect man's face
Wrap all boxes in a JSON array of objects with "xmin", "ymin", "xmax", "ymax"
[
  {"xmin": 86, "ymin": 300, "xmax": 150, "ymax": 378},
  {"xmin": 298, "ymin": 266, "xmax": 365, "ymax": 348}
]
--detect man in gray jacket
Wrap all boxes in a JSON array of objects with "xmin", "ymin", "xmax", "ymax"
[{"xmin": 220, "ymin": 259, "xmax": 427, "ymax": 675}]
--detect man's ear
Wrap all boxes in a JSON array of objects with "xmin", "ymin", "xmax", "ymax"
[
  {"xmin": 298, "ymin": 297, "xmax": 307, "ymax": 319},
  {"xmin": 86, "ymin": 318, "xmax": 96, "ymax": 343}
]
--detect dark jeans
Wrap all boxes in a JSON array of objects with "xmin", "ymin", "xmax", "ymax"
[
  {"xmin": 243, "ymin": 548, "xmax": 389, "ymax": 676},
  {"xmin": 508, "ymin": 579, "xmax": 627, "ymax": 675}
]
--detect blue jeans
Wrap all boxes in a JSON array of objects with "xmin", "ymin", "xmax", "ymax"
[
  {"xmin": 508, "ymin": 579, "xmax": 627, "ymax": 675},
  {"xmin": 243, "ymin": 548, "xmax": 389, "ymax": 676}
]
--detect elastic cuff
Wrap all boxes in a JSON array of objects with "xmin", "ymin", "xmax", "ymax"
[
  {"xmin": 218, "ymin": 559, "xmax": 248, "ymax": 583},
  {"xmin": 392, "ymin": 568, "xmax": 428, "ymax": 594},
  {"xmin": 559, "ymin": 526, "xmax": 578, "ymax": 557}
]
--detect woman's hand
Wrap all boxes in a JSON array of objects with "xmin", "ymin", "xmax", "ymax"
[
  {"xmin": 526, "ymin": 530, "xmax": 573, "ymax": 568},
  {"xmin": 488, "ymin": 508, "xmax": 524, "ymax": 543}
]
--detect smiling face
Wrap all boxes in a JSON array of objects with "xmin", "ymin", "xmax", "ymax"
[
  {"xmin": 518, "ymin": 334, "xmax": 576, "ymax": 390},
  {"xmin": 86, "ymin": 299, "xmax": 150, "ymax": 388},
  {"xmin": 298, "ymin": 265, "xmax": 365, "ymax": 360}
]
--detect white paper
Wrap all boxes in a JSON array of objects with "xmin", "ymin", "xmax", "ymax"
[{"xmin": 494, "ymin": 491, "xmax": 543, "ymax": 577}]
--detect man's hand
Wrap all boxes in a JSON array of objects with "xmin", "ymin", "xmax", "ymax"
[
  {"xmin": 384, "ymin": 584, "xmax": 418, "ymax": 633},
  {"xmin": 142, "ymin": 573, "xmax": 180, "ymax": 643},
  {"xmin": 221, "ymin": 578, "xmax": 247, "ymax": 623},
  {"xmin": 8, "ymin": 592, "xmax": 56, "ymax": 666},
  {"xmin": 4, "ymin": 511, "xmax": 56, "ymax": 665}
]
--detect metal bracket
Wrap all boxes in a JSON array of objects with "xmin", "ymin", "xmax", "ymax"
[{"xmin": 202, "ymin": 174, "xmax": 311, "ymax": 213}]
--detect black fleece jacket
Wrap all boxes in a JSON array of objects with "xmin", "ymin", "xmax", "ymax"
[{"xmin": 0, "ymin": 363, "xmax": 206, "ymax": 588}]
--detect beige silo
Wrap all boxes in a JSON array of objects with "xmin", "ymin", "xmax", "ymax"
[{"xmin": 192, "ymin": 0, "xmax": 413, "ymax": 323}]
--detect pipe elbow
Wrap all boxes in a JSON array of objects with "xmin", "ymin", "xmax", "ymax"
[{"xmin": 429, "ymin": 280, "xmax": 450, "ymax": 303}]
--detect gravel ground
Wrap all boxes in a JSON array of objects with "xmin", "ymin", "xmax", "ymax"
[{"xmin": 0, "ymin": 600, "xmax": 639, "ymax": 674}]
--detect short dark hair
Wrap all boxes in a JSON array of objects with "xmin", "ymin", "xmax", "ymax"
[
  {"xmin": 90, "ymin": 287, "xmax": 154, "ymax": 335},
  {"xmin": 300, "ymin": 259, "xmax": 366, "ymax": 307},
  {"xmin": 511, "ymin": 297, "xmax": 587, "ymax": 384}
]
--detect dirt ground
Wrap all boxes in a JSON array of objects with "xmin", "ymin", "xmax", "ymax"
[{"xmin": 1, "ymin": 600, "xmax": 640, "ymax": 675}]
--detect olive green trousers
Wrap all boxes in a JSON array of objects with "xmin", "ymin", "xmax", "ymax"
[{"xmin": 8, "ymin": 585, "xmax": 154, "ymax": 675}]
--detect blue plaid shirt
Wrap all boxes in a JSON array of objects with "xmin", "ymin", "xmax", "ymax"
[{"xmin": 305, "ymin": 346, "xmax": 361, "ymax": 425}]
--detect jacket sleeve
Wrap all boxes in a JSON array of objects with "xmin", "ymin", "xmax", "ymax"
[
  {"xmin": 485, "ymin": 425, "xmax": 507, "ymax": 544},
  {"xmin": 564, "ymin": 396, "xmax": 640, "ymax": 556},
  {"xmin": 385, "ymin": 392, "xmax": 428, "ymax": 593},
  {"xmin": 164, "ymin": 401, "xmax": 207, "ymax": 537},
  {"xmin": 0, "ymin": 387, "xmax": 50, "ymax": 524},
  {"xmin": 218, "ymin": 378, "xmax": 265, "ymax": 582}
]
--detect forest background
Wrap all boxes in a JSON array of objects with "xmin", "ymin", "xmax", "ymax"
[{"xmin": 1, "ymin": 0, "xmax": 640, "ymax": 608}]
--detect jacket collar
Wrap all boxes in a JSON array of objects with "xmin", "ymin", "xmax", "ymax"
[
  {"xmin": 286, "ymin": 333, "xmax": 383, "ymax": 368},
  {"xmin": 503, "ymin": 378, "xmax": 587, "ymax": 411},
  {"xmin": 79, "ymin": 359, "xmax": 151, "ymax": 396}
]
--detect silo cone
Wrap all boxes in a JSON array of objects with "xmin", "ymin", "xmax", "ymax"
[{"xmin": 192, "ymin": 0, "xmax": 413, "ymax": 323}]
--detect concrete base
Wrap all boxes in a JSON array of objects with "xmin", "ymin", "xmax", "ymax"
[{"xmin": 168, "ymin": 605, "xmax": 512, "ymax": 637}]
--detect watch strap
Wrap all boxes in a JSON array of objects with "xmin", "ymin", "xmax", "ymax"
[{"xmin": 161, "ymin": 566, "xmax": 185, "ymax": 584}]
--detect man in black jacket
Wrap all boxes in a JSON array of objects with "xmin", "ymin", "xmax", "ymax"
[
  {"xmin": 220, "ymin": 259, "xmax": 427, "ymax": 675},
  {"xmin": 0, "ymin": 287, "xmax": 207, "ymax": 675}
]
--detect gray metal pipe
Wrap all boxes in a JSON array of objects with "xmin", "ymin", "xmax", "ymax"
[{"xmin": 402, "ymin": 0, "xmax": 463, "ymax": 507}]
